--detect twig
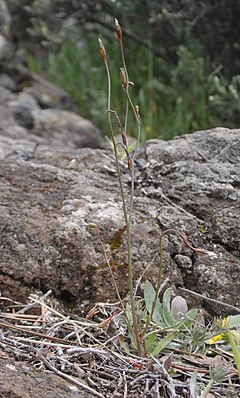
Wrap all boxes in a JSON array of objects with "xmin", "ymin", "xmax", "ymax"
[
  {"xmin": 150, "ymin": 354, "xmax": 177, "ymax": 398},
  {"xmin": 98, "ymin": 232, "xmax": 125, "ymax": 310},
  {"xmin": 37, "ymin": 353, "xmax": 105, "ymax": 398},
  {"xmin": 17, "ymin": 290, "xmax": 52, "ymax": 314},
  {"xmin": 133, "ymin": 254, "xmax": 157, "ymax": 298},
  {"xmin": 155, "ymin": 378, "xmax": 160, "ymax": 398},
  {"xmin": 178, "ymin": 287, "xmax": 240, "ymax": 313},
  {"xmin": 0, "ymin": 321, "xmax": 79, "ymax": 345},
  {"xmin": 123, "ymin": 370, "xmax": 128, "ymax": 398}
]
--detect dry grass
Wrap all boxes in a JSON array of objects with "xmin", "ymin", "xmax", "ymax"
[{"xmin": 0, "ymin": 291, "xmax": 239, "ymax": 397}]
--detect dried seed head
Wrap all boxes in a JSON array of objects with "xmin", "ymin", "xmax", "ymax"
[
  {"xmin": 115, "ymin": 18, "xmax": 122, "ymax": 40},
  {"xmin": 120, "ymin": 67, "xmax": 127, "ymax": 88},
  {"xmin": 98, "ymin": 38, "xmax": 106, "ymax": 61},
  {"xmin": 121, "ymin": 131, "xmax": 128, "ymax": 146},
  {"xmin": 127, "ymin": 156, "xmax": 132, "ymax": 171},
  {"xmin": 135, "ymin": 105, "xmax": 140, "ymax": 118}
]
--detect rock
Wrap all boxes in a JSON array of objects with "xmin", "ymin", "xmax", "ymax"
[
  {"xmin": 0, "ymin": 355, "xmax": 93, "ymax": 398},
  {"xmin": 0, "ymin": 86, "xmax": 14, "ymax": 104},
  {"xmin": 0, "ymin": 0, "xmax": 11, "ymax": 38},
  {"xmin": 24, "ymin": 79, "xmax": 79, "ymax": 112},
  {"xmin": 32, "ymin": 108, "xmax": 104, "ymax": 148},
  {"xmin": 0, "ymin": 33, "xmax": 12, "ymax": 62},
  {"xmin": 0, "ymin": 126, "xmax": 239, "ymax": 317},
  {"xmin": 0, "ymin": 73, "xmax": 16, "ymax": 91},
  {"xmin": 143, "ymin": 127, "xmax": 240, "ymax": 312},
  {"xmin": 8, "ymin": 92, "xmax": 40, "ymax": 129},
  {"xmin": 6, "ymin": 63, "xmax": 81, "ymax": 113},
  {"xmin": 0, "ymin": 0, "xmax": 12, "ymax": 62},
  {"xmin": 171, "ymin": 296, "xmax": 188, "ymax": 320},
  {"xmin": 10, "ymin": 92, "xmax": 40, "ymax": 111},
  {"xmin": 0, "ymin": 74, "xmax": 15, "ymax": 101},
  {"xmin": 0, "ymin": 62, "xmax": 104, "ymax": 149},
  {"xmin": 10, "ymin": 103, "xmax": 35, "ymax": 129},
  {"xmin": 0, "ymin": 81, "xmax": 104, "ymax": 151}
]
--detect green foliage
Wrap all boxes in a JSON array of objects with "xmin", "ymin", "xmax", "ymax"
[
  {"xmin": 209, "ymin": 315, "xmax": 240, "ymax": 378},
  {"xmin": 26, "ymin": 38, "xmax": 240, "ymax": 142},
  {"xmin": 201, "ymin": 364, "xmax": 228, "ymax": 397},
  {"xmin": 127, "ymin": 283, "xmax": 200, "ymax": 356},
  {"xmin": 143, "ymin": 280, "xmax": 162, "ymax": 324},
  {"xmin": 208, "ymin": 75, "xmax": 240, "ymax": 126},
  {"xmin": 9, "ymin": 0, "xmax": 240, "ymax": 141},
  {"xmin": 26, "ymin": 39, "xmax": 108, "ymax": 130}
]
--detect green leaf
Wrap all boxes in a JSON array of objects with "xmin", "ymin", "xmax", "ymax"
[
  {"xmin": 151, "ymin": 332, "xmax": 176, "ymax": 356},
  {"xmin": 229, "ymin": 315, "xmax": 240, "ymax": 329},
  {"xmin": 144, "ymin": 280, "xmax": 155, "ymax": 311},
  {"xmin": 145, "ymin": 332, "xmax": 157, "ymax": 353},
  {"xmin": 143, "ymin": 280, "xmax": 163, "ymax": 324},
  {"xmin": 226, "ymin": 329, "xmax": 240, "ymax": 377},
  {"xmin": 178, "ymin": 309, "xmax": 199, "ymax": 330},
  {"xmin": 162, "ymin": 288, "xmax": 176, "ymax": 327},
  {"xmin": 128, "ymin": 328, "xmax": 138, "ymax": 351},
  {"xmin": 119, "ymin": 337, "xmax": 131, "ymax": 354}
]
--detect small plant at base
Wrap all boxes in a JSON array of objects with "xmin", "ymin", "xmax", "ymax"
[
  {"xmin": 98, "ymin": 19, "xmax": 217, "ymax": 359},
  {"xmin": 209, "ymin": 315, "xmax": 240, "ymax": 378},
  {"xmin": 200, "ymin": 364, "xmax": 228, "ymax": 398},
  {"xmin": 98, "ymin": 21, "xmax": 142, "ymax": 356}
]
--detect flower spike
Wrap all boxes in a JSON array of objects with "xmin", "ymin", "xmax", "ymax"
[
  {"xmin": 115, "ymin": 18, "xmax": 122, "ymax": 41},
  {"xmin": 98, "ymin": 38, "xmax": 106, "ymax": 62},
  {"xmin": 120, "ymin": 67, "xmax": 127, "ymax": 88}
]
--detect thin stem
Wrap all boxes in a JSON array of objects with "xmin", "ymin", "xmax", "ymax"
[
  {"xmin": 125, "ymin": 90, "xmax": 141, "ymax": 160},
  {"xmin": 37, "ymin": 354, "xmax": 105, "ymax": 398},
  {"xmin": 118, "ymin": 29, "xmax": 141, "ymax": 154},
  {"xmin": 141, "ymin": 231, "xmax": 164, "ymax": 339},
  {"xmin": 134, "ymin": 255, "xmax": 157, "ymax": 299},
  {"xmin": 117, "ymin": 28, "xmax": 142, "ymax": 356},
  {"xmin": 98, "ymin": 236, "xmax": 124, "ymax": 311},
  {"xmin": 119, "ymin": 39, "xmax": 129, "ymax": 135},
  {"xmin": 179, "ymin": 288, "xmax": 240, "ymax": 313},
  {"xmin": 104, "ymin": 58, "xmax": 128, "ymax": 227},
  {"xmin": 98, "ymin": 233, "xmax": 135, "ymax": 337},
  {"xmin": 104, "ymin": 51, "xmax": 142, "ymax": 356},
  {"xmin": 141, "ymin": 228, "xmax": 210, "ymax": 339},
  {"xmin": 200, "ymin": 379, "xmax": 214, "ymax": 398}
]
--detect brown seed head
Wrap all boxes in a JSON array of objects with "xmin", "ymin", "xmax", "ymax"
[
  {"xmin": 135, "ymin": 105, "xmax": 140, "ymax": 117},
  {"xmin": 115, "ymin": 18, "xmax": 122, "ymax": 40},
  {"xmin": 127, "ymin": 156, "xmax": 132, "ymax": 171},
  {"xmin": 120, "ymin": 67, "xmax": 127, "ymax": 88},
  {"xmin": 121, "ymin": 131, "xmax": 128, "ymax": 146},
  {"xmin": 98, "ymin": 38, "xmax": 106, "ymax": 62}
]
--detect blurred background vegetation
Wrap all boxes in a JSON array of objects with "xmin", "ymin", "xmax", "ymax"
[{"xmin": 8, "ymin": 0, "xmax": 240, "ymax": 141}]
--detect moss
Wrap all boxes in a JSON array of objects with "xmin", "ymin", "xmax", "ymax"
[
  {"xmin": 109, "ymin": 225, "xmax": 127, "ymax": 250},
  {"xmin": 198, "ymin": 224, "xmax": 208, "ymax": 234}
]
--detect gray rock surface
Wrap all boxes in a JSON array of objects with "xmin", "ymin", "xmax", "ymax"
[
  {"xmin": 0, "ymin": 355, "xmax": 92, "ymax": 398},
  {"xmin": 0, "ymin": 15, "xmax": 239, "ymax": 318},
  {"xmin": 32, "ymin": 108, "xmax": 103, "ymax": 148},
  {"xmin": 0, "ymin": 120, "xmax": 239, "ymax": 316},
  {"xmin": 142, "ymin": 128, "xmax": 240, "ymax": 311},
  {"xmin": 0, "ymin": 0, "xmax": 11, "ymax": 38},
  {"xmin": 0, "ymin": 33, "xmax": 12, "ymax": 62},
  {"xmin": 0, "ymin": 64, "xmax": 104, "ymax": 149}
]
